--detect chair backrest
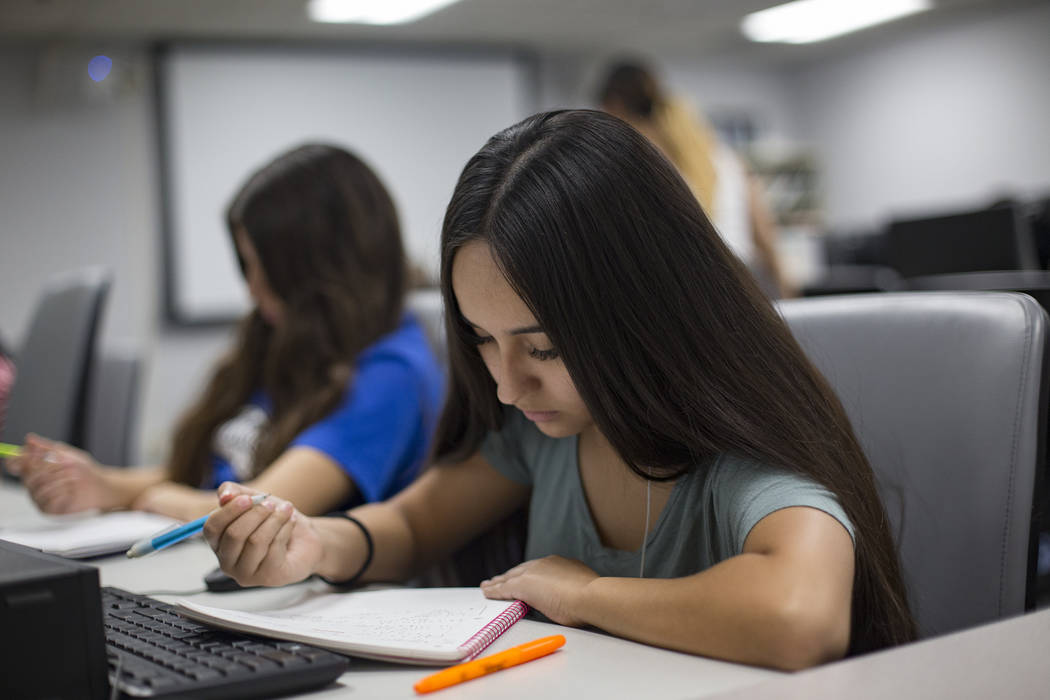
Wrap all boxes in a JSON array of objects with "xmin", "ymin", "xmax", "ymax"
[
  {"xmin": 779, "ymin": 291, "xmax": 1047, "ymax": 638},
  {"xmin": 406, "ymin": 287, "xmax": 448, "ymax": 369},
  {"xmin": 0, "ymin": 268, "xmax": 111, "ymax": 454},
  {"xmin": 907, "ymin": 270, "xmax": 1050, "ymax": 312},
  {"xmin": 85, "ymin": 349, "xmax": 142, "ymax": 467}
]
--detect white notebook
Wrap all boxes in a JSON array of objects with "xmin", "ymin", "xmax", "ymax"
[
  {"xmin": 0, "ymin": 511, "xmax": 181, "ymax": 558},
  {"xmin": 177, "ymin": 587, "xmax": 528, "ymax": 665}
]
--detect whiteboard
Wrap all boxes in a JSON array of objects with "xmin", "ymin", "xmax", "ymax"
[{"xmin": 159, "ymin": 44, "xmax": 533, "ymax": 323}]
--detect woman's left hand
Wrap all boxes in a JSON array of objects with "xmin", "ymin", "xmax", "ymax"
[{"xmin": 481, "ymin": 555, "xmax": 598, "ymax": 627}]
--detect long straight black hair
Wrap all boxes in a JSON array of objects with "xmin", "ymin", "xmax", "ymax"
[{"xmin": 433, "ymin": 110, "xmax": 916, "ymax": 654}]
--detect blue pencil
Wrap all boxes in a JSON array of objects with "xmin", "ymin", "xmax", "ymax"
[{"xmin": 126, "ymin": 493, "xmax": 269, "ymax": 558}]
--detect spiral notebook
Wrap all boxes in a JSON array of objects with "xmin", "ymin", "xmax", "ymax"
[{"xmin": 176, "ymin": 587, "xmax": 528, "ymax": 665}]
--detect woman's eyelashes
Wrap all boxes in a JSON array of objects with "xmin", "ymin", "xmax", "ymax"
[
  {"xmin": 464, "ymin": 331, "xmax": 493, "ymax": 347},
  {"xmin": 463, "ymin": 329, "xmax": 560, "ymax": 361},
  {"xmin": 528, "ymin": 346, "xmax": 560, "ymax": 361}
]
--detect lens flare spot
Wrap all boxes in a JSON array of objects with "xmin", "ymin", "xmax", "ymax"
[{"xmin": 88, "ymin": 55, "xmax": 112, "ymax": 82}]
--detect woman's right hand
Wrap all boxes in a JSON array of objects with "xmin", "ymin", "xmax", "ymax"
[
  {"xmin": 7, "ymin": 434, "xmax": 117, "ymax": 513},
  {"xmin": 203, "ymin": 482, "xmax": 324, "ymax": 588}
]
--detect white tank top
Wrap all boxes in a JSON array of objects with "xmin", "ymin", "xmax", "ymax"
[{"xmin": 711, "ymin": 142, "xmax": 755, "ymax": 267}]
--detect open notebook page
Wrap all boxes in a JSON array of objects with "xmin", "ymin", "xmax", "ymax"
[
  {"xmin": 0, "ymin": 511, "xmax": 182, "ymax": 558},
  {"xmin": 177, "ymin": 587, "xmax": 528, "ymax": 664}
]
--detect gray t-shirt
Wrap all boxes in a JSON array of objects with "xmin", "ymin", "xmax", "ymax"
[{"xmin": 481, "ymin": 409, "xmax": 854, "ymax": 579}]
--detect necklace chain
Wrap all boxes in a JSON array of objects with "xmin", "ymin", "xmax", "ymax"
[{"xmin": 639, "ymin": 478, "xmax": 651, "ymax": 578}]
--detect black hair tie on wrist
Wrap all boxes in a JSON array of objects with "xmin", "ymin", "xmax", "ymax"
[{"xmin": 318, "ymin": 512, "xmax": 374, "ymax": 588}]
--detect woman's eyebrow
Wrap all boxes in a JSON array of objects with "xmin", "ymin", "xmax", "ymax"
[
  {"xmin": 462, "ymin": 315, "xmax": 544, "ymax": 336},
  {"xmin": 509, "ymin": 325, "xmax": 544, "ymax": 336}
]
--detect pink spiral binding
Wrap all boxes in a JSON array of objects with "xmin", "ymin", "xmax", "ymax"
[{"xmin": 458, "ymin": 601, "xmax": 529, "ymax": 660}]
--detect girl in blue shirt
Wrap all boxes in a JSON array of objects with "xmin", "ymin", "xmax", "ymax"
[{"xmin": 12, "ymin": 144, "xmax": 445, "ymax": 521}]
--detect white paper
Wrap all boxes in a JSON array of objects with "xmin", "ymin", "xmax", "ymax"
[
  {"xmin": 178, "ymin": 587, "xmax": 525, "ymax": 664},
  {"xmin": 0, "ymin": 511, "xmax": 182, "ymax": 558}
]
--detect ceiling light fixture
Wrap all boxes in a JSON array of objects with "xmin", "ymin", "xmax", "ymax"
[
  {"xmin": 307, "ymin": 0, "xmax": 462, "ymax": 25},
  {"xmin": 742, "ymin": 0, "xmax": 932, "ymax": 44}
]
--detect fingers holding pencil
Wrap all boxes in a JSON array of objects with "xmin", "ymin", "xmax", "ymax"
[
  {"xmin": 206, "ymin": 488, "xmax": 278, "ymax": 557},
  {"xmin": 204, "ymin": 484, "xmax": 322, "ymax": 588},
  {"xmin": 9, "ymin": 434, "xmax": 113, "ymax": 514},
  {"xmin": 204, "ymin": 482, "xmax": 268, "ymax": 551}
]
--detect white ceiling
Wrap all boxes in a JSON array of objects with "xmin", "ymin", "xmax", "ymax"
[{"xmin": 2, "ymin": 0, "xmax": 1044, "ymax": 64}]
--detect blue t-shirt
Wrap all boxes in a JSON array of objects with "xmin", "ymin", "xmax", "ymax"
[{"xmin": 207, "ymin": 313, "xmax": 446, "ymax": 507}]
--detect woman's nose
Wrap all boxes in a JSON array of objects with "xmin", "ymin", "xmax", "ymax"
[{"xmin": 495, "ymin": 352, "xmax": 533, "ymax": 405}]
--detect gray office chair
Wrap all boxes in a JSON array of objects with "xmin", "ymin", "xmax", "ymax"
[
  {"xmin": 406, "ymin": 287, "xmax": 448, "ymax": 370},
  {"xmin": 85, "ymin": 349, "xmax": 142, "ymax": 467},
  {"xmin": 907, "ymin": 270, "xmax": 1050, "ymax": 312},
  {"xmin": 0, "ymin": 268, "xmax": 111, "ymax": 474},
  {"xmin": 779, "ymin": 291, "xmax": 1047, "ymax": 639}
]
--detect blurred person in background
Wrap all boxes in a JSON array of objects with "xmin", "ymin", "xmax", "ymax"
[
  {"xmin": 10, "ymin": 144, "xmax": 446, "ymax": 522},
  {"xmin": 0, "ymin": 335, "xmax": 13, "ymax": 437},
  {"xmin": 598, "ymin": 60, "xmax": 793, "ymax": 298}
]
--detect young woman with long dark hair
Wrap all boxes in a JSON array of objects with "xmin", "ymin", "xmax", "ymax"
[
  {"xmin": 11, "ymin": 144, "xmax": 445, "ymax": 522},
  {"xmin": 203, "ymin": 112, "xmax": 915, "ymax": 669}
]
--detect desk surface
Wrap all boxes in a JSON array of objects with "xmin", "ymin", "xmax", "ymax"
[
  {"xmin": 5, "ymin": 481, "xmax": 1049, "ymax": 700},
  {"xmin": 0, "ymin": 481, "xmax": 778, "ymax": 699},
  {"xmin": 708, "ymin": 605, "xmax": 1050, "ymax": 700}
]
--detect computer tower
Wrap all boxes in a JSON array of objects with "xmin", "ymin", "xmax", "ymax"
[{"xmin": 0, "ymin": 539, "xmax": 108, "ymax": 699}]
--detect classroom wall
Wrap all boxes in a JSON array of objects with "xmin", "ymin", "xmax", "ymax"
[
  {"xmin": 0, "ymin": 46, "xmax": 157, "ymax": 352},
  {"xmin": 0, "ymin": 44, "xmax": 233, "ymax": 463},
  {"xmin": 791, "ymin": 2, "xmax": 1050, "ymax": 230}
]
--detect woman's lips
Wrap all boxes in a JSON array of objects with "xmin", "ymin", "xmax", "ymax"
[{"xmin": 522, "ymin": 410, "xmax": 559, "ymax": 423}]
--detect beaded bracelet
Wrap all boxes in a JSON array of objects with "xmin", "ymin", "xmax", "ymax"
[{"xmin": 318, "ymin": 512, "xmax": 374, "ymax": 588}]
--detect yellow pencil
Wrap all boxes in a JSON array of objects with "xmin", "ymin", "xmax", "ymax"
[{"xmin": 0, "ymin": 442, "xmax": 22, "ymax": 458}]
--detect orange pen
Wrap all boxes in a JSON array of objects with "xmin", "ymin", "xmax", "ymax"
[{"xmin": 413, "ymin": 634, "xmax": 566, "ymax": 694}]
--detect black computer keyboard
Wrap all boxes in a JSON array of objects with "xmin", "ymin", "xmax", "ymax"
[{"xmin": 102, "ymin": 586, "xmax": 350, "ymax": 699}]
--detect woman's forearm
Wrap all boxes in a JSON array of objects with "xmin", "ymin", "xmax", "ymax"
[
  {"xmin": 576, "ymin": 554, "xmax": 849, "ymax": 670},
  {"xmin": 313, "ymin": 501, "xmax": 419, "ymax": 584},
  {"xmin": 314, "ymin": 457, "xmax": 531, "ymax": 586},
  {"xmin": 101, "ymin": 465, "xmax": 168, "ymax": 511},
  {"xmin": 131, "ymin": 478, "xmax": 220, "ymax": 521}
]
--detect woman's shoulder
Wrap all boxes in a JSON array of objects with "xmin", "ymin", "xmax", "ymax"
[
  {"xmin": 705, "ymin": 453, "xmax": 825, "ymax": 495},
  {"xmin": 703, "ymin": 452, "xmax": 855, "ymax": 544}
]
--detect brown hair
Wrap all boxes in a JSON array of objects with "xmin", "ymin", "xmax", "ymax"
[
  {"xmin": 435, "ymin": 110, "xmax": 916, "ymax": 654},
  {"xmin": 167, "ymin": 144, "xmax": 406, "ymax": 487}
]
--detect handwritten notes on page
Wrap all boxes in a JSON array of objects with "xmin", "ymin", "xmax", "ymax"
[{"xmin": 178, "ymin": 587, "xmax": 528, "ymax": 664}]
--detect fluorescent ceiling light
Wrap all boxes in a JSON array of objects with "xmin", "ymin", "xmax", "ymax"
[
  {"xmin": 307, "ymin": 0, "xmax": 462, "ymax": 25},
  {"xmin": 742, "ymin": 0, "xmax": 932, "ymax": 44}
]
